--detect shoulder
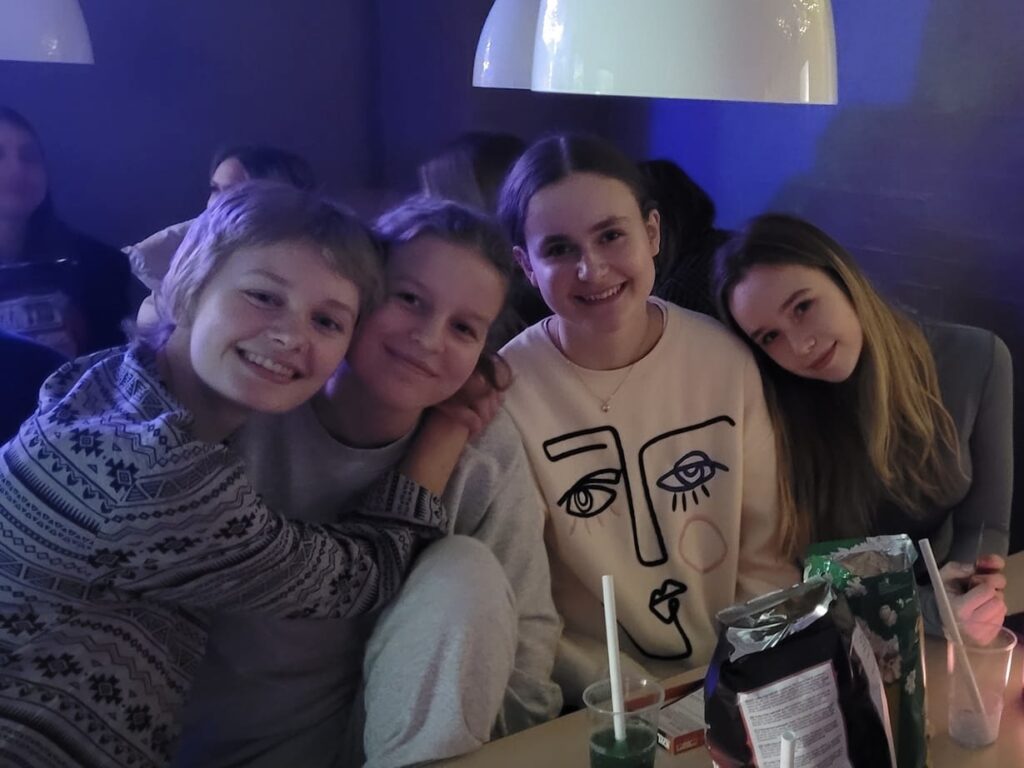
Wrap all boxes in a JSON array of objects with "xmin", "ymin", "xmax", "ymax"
[
  {"xmin": 500, "ymin": 320, "xmax": 555, "ymax": 367},
  {"xmin": 37, "ymin": 345, "xmax": 188, "ymax": 432},
  {"xmin": 921, "ymin": 320, "xmax": 1010, "ymax": 381},
  {"xmin": 658, "ymin": 299, "xmax": 758, "ymax": 365}
]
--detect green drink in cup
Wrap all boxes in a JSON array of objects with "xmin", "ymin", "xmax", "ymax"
[{"xmin": 584, "ymin": 677, "xmax": 664, "ymax": 768}]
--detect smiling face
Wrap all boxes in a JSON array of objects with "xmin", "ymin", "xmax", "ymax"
[
  {"xmin": 728, "ymin": 263, "xmax": 864, "ymax": 383},
  {"xmin": 515, "ymin": 172, "xmax": 659, "ymax": 345},
  {"xmin": 183, "ymin": 238, "xmax": 361, "ymax": 421},
  {"xmin": 0, "ymin": 120, "xmax": 47, "ymax": 221},
  {"xmin": 346, "ymin": 234, "xmax": 507, "ymax": 419}
]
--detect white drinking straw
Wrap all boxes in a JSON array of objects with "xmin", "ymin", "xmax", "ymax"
[
  {"xmin": 779, "ymin": 730, "xmax": 796, "ymax": 768},
  {"xmin": 602, "ymin": 574, "xmax": 627, "ymax": 742},
  {"xmin": 918, "ymin": 538, "xmax": 986, "ymax": 713}
]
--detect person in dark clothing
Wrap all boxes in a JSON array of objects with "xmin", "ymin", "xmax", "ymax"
[
  {"xmin": 0, "ymin": 106, "xmax": 136, "ymax": 357},
  {"xmin": 640, "ymin": 159, "xmax": 729, "ymax": 317},
  {"xmin": 0, "ymin": 329, "xmax": 66, "ymax": 442}
]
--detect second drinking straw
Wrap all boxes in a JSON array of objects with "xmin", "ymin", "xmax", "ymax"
[
  {"xmin": 602, "ymin": 574, "xmax": 627, "ymax": 742},
  {"xmin": 779, "ymin": 729, "xmax": 796, "ymax": 768}
]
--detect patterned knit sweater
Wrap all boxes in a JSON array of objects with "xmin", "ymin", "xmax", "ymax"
[{"xmin": 0, "ymin": 346, "xmax": 446, "ymax": 768}]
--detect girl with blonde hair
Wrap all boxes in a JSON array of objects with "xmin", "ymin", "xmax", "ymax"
[{"xmin": 713, "ymin": 213, "xmax": 1011, "ymax": 639}]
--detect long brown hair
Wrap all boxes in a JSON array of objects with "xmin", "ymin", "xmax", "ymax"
[{"xmin": 712, "ymin": 214, "xmax": 963, "ymax": 558}]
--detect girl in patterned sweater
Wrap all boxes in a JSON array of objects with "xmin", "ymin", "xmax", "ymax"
[{"xmin": 0, "ymin": 182, "xmax": 476, "ymax": 767}]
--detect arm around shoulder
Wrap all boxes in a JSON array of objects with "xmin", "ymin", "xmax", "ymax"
[{"xmin": 80, "ymin": 428, "xmax": 450, "ymax": 619}]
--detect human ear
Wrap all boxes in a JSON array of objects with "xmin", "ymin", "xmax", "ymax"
[
  {"xmin": 645, "ymin": 209, "xmax": 661, "ymax": 257},
  {"xmin": 513, "ymin": 245, "xmax": 539, "ymax": 288}
]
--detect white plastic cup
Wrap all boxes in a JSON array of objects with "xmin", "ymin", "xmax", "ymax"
[
  {"xmin": 946, "ymin": 624, "xmax": 1017, "ymax": 748},
  {"xmin": 583, "ymin": 677, "xmax": 664, "ymax": 768}
]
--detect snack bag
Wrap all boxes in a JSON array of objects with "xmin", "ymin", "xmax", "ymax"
[
  {"xmin": 804, "ymin": 535, "xmax": 928, "ymax": 768},
  {"xmin": 705, "ymin": 578, "xmax": 895, "ymax": 768}
]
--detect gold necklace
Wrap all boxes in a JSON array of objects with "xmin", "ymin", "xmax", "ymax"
[
  {"xmin": 565, "ymin": 360, "xmax": 637, "ymax": 412},
  {"xmin": 546, "ymin": 317, "xmax": 644, "ymax": 413}
]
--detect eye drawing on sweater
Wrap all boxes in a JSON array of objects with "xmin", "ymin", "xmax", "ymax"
[
  {"xmin": 638, "ymin": 415, "xmax": 735, "ymax": 518},
  {"xmin": 556, "ymin": 468, "xmax": 622, "ymax": 518},
  {"xmin": 543, "ymin": 427, "xmax": 667, "ymax": 565},
  {"xmin": 656, "ymin": 450, "xmax": 729, "ymax": 512}
]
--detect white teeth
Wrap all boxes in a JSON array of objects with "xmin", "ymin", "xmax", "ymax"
[
  {"xmin": 242, "ymin": 351, "xmax": 297, "ymax": 378},
  {"xmin": 580, "ymin": 284, "xmax": 623, "ymax": 303}
]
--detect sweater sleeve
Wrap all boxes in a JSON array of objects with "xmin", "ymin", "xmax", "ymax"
[
  {"xmin": 945, "ymin": 333, "xmax": 1013, "ymax": 563},
  {"xmin": 919, "ymin": 334, "xmax": 1013, "ymax": 638},
  {"xmin": 463, "ymin": 418, "xmax": 563, "ymax": 735},
  {"xmin": 735, "ymin": 354, "xmax": 801, "ymax": 601},
  {"xmin": 7, "ymin": 409, "xmax": 448, "ymax": 620}
]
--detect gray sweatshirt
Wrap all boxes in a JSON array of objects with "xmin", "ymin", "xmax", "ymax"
[
  {"xmin": 175, "ymin": 404, "xmax": 562, "ymax": 763},
  {"xmin": 875, "ymin": 321, "xmax": 1013, "ymax": 631}
]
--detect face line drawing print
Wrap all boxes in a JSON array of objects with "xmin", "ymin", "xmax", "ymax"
[
  {"xmin": 614, "ymin": 578, "xmax": 693, "ymax": 661},
  {"xmin": 544, "ymin": 426, "xmax": 668, "ymax": 566},
  {"xmin": 638, "ymin": 415, "xmax": 736, "ymax": 520}
]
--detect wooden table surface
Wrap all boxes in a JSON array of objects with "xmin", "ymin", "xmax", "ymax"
[{"xmin": 439, "ymin": 552, "xmax": 1024, "ymax": 767}]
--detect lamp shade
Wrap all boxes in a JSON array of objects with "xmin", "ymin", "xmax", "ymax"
[
  {"xmin": 475, "ymin": 0, "xmax": 837, "ymax": 104},
  {"xmin": 0, "ymin": 0, "xmax": 94, "ymax": 64},
  {"xmin": 472, "ymin": 0, "xmax": 540, "ymax": 89}
]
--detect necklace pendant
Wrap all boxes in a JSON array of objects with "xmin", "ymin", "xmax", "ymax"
[{"xmin": 601, "ymin": 403, "xmax": 611, "ymax": 413}]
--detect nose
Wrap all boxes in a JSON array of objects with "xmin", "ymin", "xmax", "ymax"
[
  {"xmin": 266, "ymin": 316, "xmax": 308, "ymax": 352},
  {"xmin": 576, "ymin": 247, "xmax": 608, "ymax": 282},
  {"xmin": 409, "ymin": 316, "xmax": 444, "ymax": 351},
  {"xmin": 790, "ymin": 332, "xmax": 817, "ymax": 356}
]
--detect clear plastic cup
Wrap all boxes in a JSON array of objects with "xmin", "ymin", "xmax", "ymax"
[
  {"xmin": 583, "ymin": 677, "xmax": 664, "ymax": 768},
  {"xmin": 946, "ymin": 624, "xmax": 1017, "ymax": 748}
]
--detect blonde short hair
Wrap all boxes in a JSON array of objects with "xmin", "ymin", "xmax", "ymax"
[{"xmin": 149, "ymin": 181, "xmax": 382, "ymax": 346}]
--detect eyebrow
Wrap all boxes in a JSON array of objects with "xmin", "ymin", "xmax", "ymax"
[
  {"xmin": 322, "ymin": 298, "xmax": 358, "ymax": 320},
  {"xmin": 749, "ymin": 288, "xmax": 810, "ymax": 341},
  {"xmin": 246, "ymin": 268, "xmax": 291, "ymax": 286},
  {"xmin": 248, "ymin": 269, "xmax": 358, "ymax": 319},
  {"xmin": 537, "ymin": 215, "xmax": 630, "ymax": 250},
  {"xmin": 393, "ymin": 274, "xmax": 491, "ymax": 326}
]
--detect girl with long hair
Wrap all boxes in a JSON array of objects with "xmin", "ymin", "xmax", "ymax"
[
  {"xmin": 713, "ymin": 213, "xmax": 1011, "ymax": 640},
  {"xmin": 0, "ymin": 107, "xmax": 135, "ymax": 356}
]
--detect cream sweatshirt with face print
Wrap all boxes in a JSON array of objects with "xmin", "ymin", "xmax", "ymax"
[{"xmin": 501, "ymin": 299, "xmax": 799, "ymax": 703}]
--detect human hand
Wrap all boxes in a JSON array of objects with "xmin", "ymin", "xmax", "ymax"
[
  {"xmin": 968, "ymin": 553, "xmax": 1006, "ymax": 590},
  {"xmin": 940, "ymin": 561, "xmax": 1007, "ymax": 644},
  {"xmin": 432, "ymin": 372, "xmax": 503, "ymax": 440}
]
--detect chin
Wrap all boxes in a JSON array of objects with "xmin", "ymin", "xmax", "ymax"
[{"xmin": 237, "ymin": 387, "xmax": 315, "ymax": 415}]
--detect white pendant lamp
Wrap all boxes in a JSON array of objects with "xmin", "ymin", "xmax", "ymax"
[
  {"xmin": 0, "ymin": 0, "xmax": 94, "ymax": 64},
  {"xmin": 473, "ymin": 0, "xmax": 838, "ymax": 105},
  {"xmin": 473, "ymin": 0, "xmax": 541, "ymax": 90}
]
